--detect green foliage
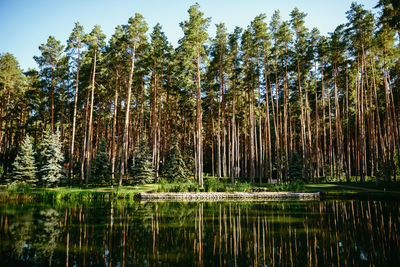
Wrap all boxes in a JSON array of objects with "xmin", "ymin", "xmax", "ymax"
[
  {"xmin": 0, "ymin": 53, "xmax": 26, "ymax": 97},
  {"xmin": 85, "ymin": 25, "xmax": 106, "ymax": 51},
  {"xmin": 131, "ymin": 138, "xmax": 155, "ymax": 185},
  {"xmin": 288, "ymin": 152, "xmax": 302, "ymax": 181},
  {"xmin": 182, "ymin": 144, "xmax": 195, "ymax": 177},
  {"xmin": 204, "ymin": 178, "xmax": 252, "ymax": 192},
  {"xmin": 271, "ymin": 180, "xmax": 305, "ymax": 192},
  {"xmin": 7, "ymin": 181, "xmax": 33, "ymax": 194},
  {"xmin": 162, "ymin": 138, "xmax": 188, "ymax": 181},
  {"xmin": 157, "ymin": 179, "xmax": 200, "ymax": 192},
  {"xmin": 204, "ymin": 178, "xmax": 227, "ymax": 192},
  {"xmin": 375, "ymin": 0, "xmax": 400, "ymax": 35},
  {"xmin": 66, "ymin": 22, "xmax": 85, "ymax": 57},
  {"xmin": 91, "ymin": 139, "xmax": 111, "ymax": 183},
  {"xmin": 179, "ymin": 3, "xmax": 210, "ymax": 58},
  {"xmin": 39, "ymin": 129, "xmax": 65, "ymax": 186},
  {"xmin": 33, "ymin": 35, "xmax": 64, "ymax": 87},
  {"xmin": 156, "ymin": 178, "xmax": 252, "ymax": 193},
  {"xmin": 12, "ymin": 134, "xmax": 37, "ymax": 184},
  {"xmin": 124, "ymin": 13, "xmax": 148, "ymax": 48}
]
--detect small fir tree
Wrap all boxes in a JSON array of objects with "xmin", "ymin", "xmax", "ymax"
[
  {"xmin": 288, "ymin": 152, "xmax": 302, "ymax": 181},
  {"xmin": 91, "ymin": 139, "xmax": 112, "ymax": 183},
  {"xmin": 131, "ymin": 138, "xmax": 154, "ymax": 185},
  {"xmin": 40, "ymin": 129, "xmax": 65, "ymax": 186},
  {"xmin": 162, "ymin": 138, "xmax": 188, "ymax": 181},
  {"xmin": 182, "ymin": 144, "xmax": 195, "ymax": 177},
  {"xmin": 12, "ymin": 134, "xmax": 37, "ymax": 184}
]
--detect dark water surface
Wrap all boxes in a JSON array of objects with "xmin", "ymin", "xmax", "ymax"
[{"xmin": 0, "ymin": 199, "xmax": 399, "ymax": 266}]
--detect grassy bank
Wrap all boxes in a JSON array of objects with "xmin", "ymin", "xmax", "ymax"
[
  {"xmin": 0, "ymin": 178, "xmax": 301, "ymax": 201},
  {"xmin": 0, "ymin": 184, "xmax": 158, "ymax": 202},
  {"xmin": 1, "ymin": 179, "xmax": 400, "ymax": 202}
]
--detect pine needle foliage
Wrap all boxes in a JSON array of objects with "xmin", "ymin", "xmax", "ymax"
[
  {"xmin": 162, "ymin": 138, "xmax": 188, "ymax": 181},
  {"xmin": 288, "ymin": 152, "xmax": 302, "ymax": 181},
  {"xmin": 39, "ymin": 129, "xmax": 65, "ymax": 186},
  {"xmin": 91, "ymin": 139, "xmax": 111, "ymax": 183},
  {"xmin": 131, "ymin": 138, "xmax": 155, "ymax": 185},
  {"xmin": 12, "ymin": 134, "xmax": 37, "ymax": 184}
]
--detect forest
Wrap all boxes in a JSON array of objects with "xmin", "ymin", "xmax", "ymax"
[{"xmin": 0, "ymin": 1, "xmax": 399, "ymax": 188}]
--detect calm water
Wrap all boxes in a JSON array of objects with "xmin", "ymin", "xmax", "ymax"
[{"xmin": 0, "ymin": 199, "xmax": 399, "ymax": 266}]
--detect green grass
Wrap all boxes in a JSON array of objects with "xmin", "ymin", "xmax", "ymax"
[{"xmin": 0, "ymin": 183, "xmax": 157, "ymax": 202}]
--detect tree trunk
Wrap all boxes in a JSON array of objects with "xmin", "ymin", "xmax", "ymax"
[
  {"xmin": 111, "ymin": 71, "xmax": 119, "ymax": 186},
  {"xmin": 85, "ymin": 47, "xmax": 97, "ymax": 187},
  {"xmin": 120, "ymin": 46, "xmax": 136, "ymax": 186},
  {"xmin": 195, "ymin": 47, "xmax": 203, "ymax": 186},
  {"xmin": 68, "ymin": 50, "xmax": 80, "ymax": 181}
]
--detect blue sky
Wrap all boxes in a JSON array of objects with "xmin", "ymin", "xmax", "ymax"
[{"xmin": 0, "ymin": 0, "xmax": 377, "ymax": 71}]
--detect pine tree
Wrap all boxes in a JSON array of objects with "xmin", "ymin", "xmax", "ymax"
[
  {"xmin": 179, "ymin": 3, "xmax": 210, "ymax": 187},
  {"xmin": 84, "ymin": 25, "xmax": 106, "ymax": 187},
  {"xmin": 162, "ymin": 138, "xmax": 188, "ymax": 181},
  {"xmin": 120, "ymin": 13, "xmax": 148, "ymax": 184},
  {"xmin": 91, "ymin": 139, "xmax": 111, "ymax": 183},
  {"xmin": 66, "ymin": 22, "xmax": 85, "ymax": 180},
  {"xmin": 12, "ymin": 134, "xmax": 37, "ymax": 184},
  {"xmin": 288, "ymin": 152, "xmax": 302, "ymax": 182},
  {"xmin": 33, "ymin": 36, "xmax": 64, "ymax": 132},
  {"xmin": 40, "ymin": 129, "xmax": 65, "ymax": 186},
  {"xmin": 131, "ymin": 138, "xmax": 154, "ymax": 185}
]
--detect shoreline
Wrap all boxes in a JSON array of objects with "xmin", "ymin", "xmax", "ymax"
[{"xmin": 135, "ymin": 192, "xmax": 320, "ymax": 201}]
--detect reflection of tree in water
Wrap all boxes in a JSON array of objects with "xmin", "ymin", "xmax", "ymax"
[
  {"xmin": 33, "ymin": 208, "xmax": 60, "ymax": 264},
  {"xmin": 1, "ymin": 200, "xmax": 400, "ymax": 266},
  {"xmin": 0, "ymin": 205, "xmax": 60, "ymax": 265},
  {"xmin": 8, "ymin": 212, "xmax": 34, "ymax": 259}
]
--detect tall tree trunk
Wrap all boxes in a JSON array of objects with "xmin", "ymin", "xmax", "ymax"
[
  {"xmin": 111, "ymin": 71, "xmax": 119, "ymax": 186},
  {"xmin": 69, "ymin": 50, "xmax": 80, "ymax": 181},
  {"xmin": 314, "ymin": 60, "xmax": 320, "ymax": 183},
  {"xmin": 217, "ymin": 89, "xmax": 221, "ymax": 178},
  {"xmin": 231, "ymin": 85, "xmax": 236, "ymax": 183},
  {"xmin": 305, "ymin": 80, "xmax": 313, "ymax": 183},
  {"xmin": 85, "ymin": 47, "xmax": 97, "ymax": 187},
  {"xmin": 50, "ymin": 63, "xmax": 55, "ymax": 132},
  {"xmin": 211, "ymin": 102, "xmax": 215, "ymax": 177},
  {"xmin": 195, "ymin": 47, "xmax": 203, "ymax": 186},
  {"xmin": 333, "ymin": 66, "xmax": 343, "ymax": 181},
  {"xmin": 346, "ymin": 65, "xmax": 351, "ymax": 182},
  {"xmin": 120, "ymin": 47, "xmax": 136, "ymax": 186},
  {"xmin": 321, "ymin": 61, "xmax": 327, "ymax": 178},
  {"xmin": 151, "ymin": 68, "xmax": 159, "ymax": 181}
]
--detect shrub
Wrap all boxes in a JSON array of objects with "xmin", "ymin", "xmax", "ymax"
[
  {"xmin": 157, "ymin": 179, "xmax": 199, "ymax": 192},
  {"xmin": 7, "ymin": 181, "xmax": 32, "ymax": 193},
  {"xmin": 271, "ymin": 180, "xmax": 305, "ymax": 192}
]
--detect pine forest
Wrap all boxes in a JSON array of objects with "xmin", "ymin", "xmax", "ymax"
[{"xmin": 1, "ymin": 1, "xmax": 400, "ymax": 188}]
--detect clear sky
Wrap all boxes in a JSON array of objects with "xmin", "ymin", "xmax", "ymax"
[{"xmin": 0, "ymin": 0, "xmax": 378, "ymax": 71}]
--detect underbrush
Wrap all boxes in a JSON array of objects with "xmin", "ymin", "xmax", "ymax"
[
  {"xmin": 156, "ymin": 179, "xmax": 200, "ymax": 192},
  {"xmin": 270, "ymin": 180, "xmax": 305, "ymax": 192},
  {"xmin": 156, "ymin": 178, "xmax": 253, "ymax": 193}
]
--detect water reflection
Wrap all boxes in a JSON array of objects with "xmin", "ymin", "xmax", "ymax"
[{"xmin": 0, "ymin": 200, "xmax": 399, "ymax": 266}]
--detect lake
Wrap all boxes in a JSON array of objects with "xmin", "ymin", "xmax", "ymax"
[{"xmin": 0, "ymin": 199, "xmax": 399, "ymax": 266}]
